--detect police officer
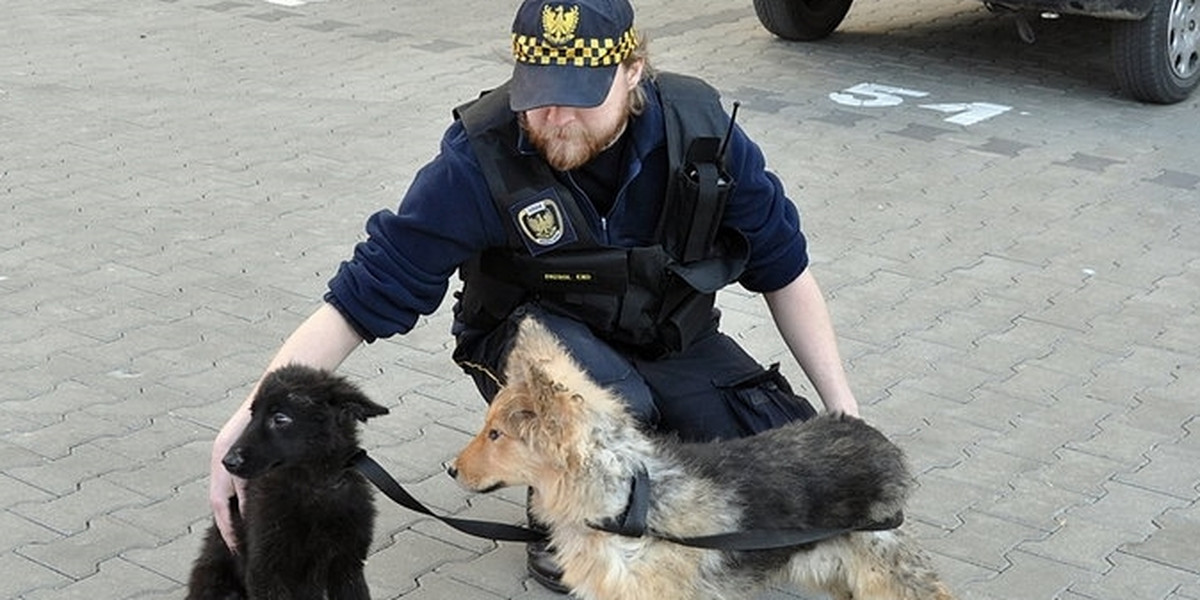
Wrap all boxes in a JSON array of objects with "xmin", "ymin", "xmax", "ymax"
[{"xmin": 208, "ymin": 0, "xmax": 860, "ymax": 593}]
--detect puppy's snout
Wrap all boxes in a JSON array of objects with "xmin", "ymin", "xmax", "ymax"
[
  {"xmin": 222, "ymin": 448, "xmax": 246, "ymax": 474},
  {"xmin": 445, "ymin": 462, "xmax": 458, "ymax": 479}
]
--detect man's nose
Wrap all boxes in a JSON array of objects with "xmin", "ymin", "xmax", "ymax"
[{"xmin": 542, "ymin": 106, "xmax": 576, "ymax": 126}]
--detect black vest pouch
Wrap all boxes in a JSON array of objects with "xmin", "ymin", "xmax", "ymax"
[
  {"xmin": 615, "ymin": 246, "xmax": 676, "ymax": 353},
  {"xmin": 667, "ymin": 227, "xmax": 749, "ymax": 294},
  {"xmin": 540, "ymin": 247, "xmax": 662, "ymax": 349},
  {"xmin": 466, "ymin": 248, "xmax": 630, "ymax": 348},
  {"xmin": 654, "ymin": 289, "xmax": 718, "ymax": 358},
  {"xmin": 454, "ymin": 255, "xmax": 528, "ymax": 332},
  {"xmin": 492, "ymin": 248, "xmax": 629, "ymax": 294},
  {"xmin": 659, "ymin": 138, "xmax": 737, "ymax": 264}
]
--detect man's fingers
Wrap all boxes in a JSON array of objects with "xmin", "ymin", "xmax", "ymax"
[
  {"xmin": 209, "ymin": 470, "xmax": 245, "ymax": 554},
  {"xmin": 213, "ymin": 500, "xmax": 239, "ymax": 554}
]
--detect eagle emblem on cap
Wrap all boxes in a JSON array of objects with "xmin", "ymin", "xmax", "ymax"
[{"xmin": 542, "ymin": 4, "xmax": 580, "ymax": 45}]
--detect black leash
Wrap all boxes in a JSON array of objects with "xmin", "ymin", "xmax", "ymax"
[
  {"xmin": 351, "ymin": 450, "xmax": 547, "ymax": 542},
  {"xmin": 353, "ymin": 450, "xmax": 901, "ymax": 551},
  {"xmin": 587, "ymin": 465, "xmax": 904, "ymax": 550}
]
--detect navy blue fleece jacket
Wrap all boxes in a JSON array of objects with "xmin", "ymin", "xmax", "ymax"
[{"xmin": 325, "ymin": 78, "xmax": 809, "ymax": 342}]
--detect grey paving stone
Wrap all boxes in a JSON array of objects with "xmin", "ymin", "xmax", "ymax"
[
  {"xmin": 0, "ymin": 551, "xmax": 73, "ymax": 600},
  {"xmin": 401, "ymin": 572, "xmax": 508, "ymax": 600},
  {"xmin": 13, "ymin": 475, "xmax": 151, "ymax": 536},
  {"xmin": 365, "ymin": 529, "xmax": 478, "ymax": 599},
  {"xmin": 20, "ymin": 556, "xmax": 179, "ymax": 600},
  {"xmin": 110, "ymin": 476, "xmax": 209, "ymax": 539},
  {"xmin": 1123, "ymin": 503, "xmax": 1200, "ymax": 573},
  {"xmin": 927, "ymin": 509, "xmax": 1048, "ymax": 573},
  {"xmin": 969, "ymin": 549, "xmax": 1099, "ymax": 599},
  {"xmin": 1145, "ymin": 169, "xmax": 1200, "ymax": 190},
  {"xmin": 17, "ymin": 515, "xmax": 162, "ymax": 580},
  {"xmin": 1069, "ymin": 550, "xmax": 1200, "ymax": 600}
]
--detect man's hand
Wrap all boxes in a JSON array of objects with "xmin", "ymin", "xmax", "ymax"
[
  {"xmin": 209, "ymin": 416, "xmax": 249, "ymax": 552},
  {"xmin": 764, "ymin": 270, "xmax": 860, "ymax": 417}
]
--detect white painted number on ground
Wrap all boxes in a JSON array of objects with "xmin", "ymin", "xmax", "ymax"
[
  {"xmin": 828, "ymin": 83, "xmax": 929, "ymax": 107},
  {"xmin": 919, "ymin": 102, "xmax": 1013, "ymax": 126},
  {"xmin": 830, "ymin": 83, "xmax": 1013, "ymax": 125}
]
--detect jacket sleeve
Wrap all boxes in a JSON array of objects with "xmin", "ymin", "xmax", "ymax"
[
  {"xmin": 722, "ymin": 125, "xmax": 810, "ymax": 293},
  {"xmin": 325, "ymin": 122, "xmax": 504, "ymax": 341}
]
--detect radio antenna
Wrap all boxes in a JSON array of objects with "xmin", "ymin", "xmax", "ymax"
[{"xmin": 716, "ymin": 100, "xmax": 741, "ymax": 164}]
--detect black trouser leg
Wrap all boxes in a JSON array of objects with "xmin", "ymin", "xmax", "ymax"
[{"xmin": 525, "ymin": 488, "xmax": 569, "ymax": 594}]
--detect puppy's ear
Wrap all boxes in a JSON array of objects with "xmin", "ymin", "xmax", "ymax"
[
  {"xmin": 511, "ymin": 366, "xmax": 586, "ymax": 470},
  {"xmin": 500, "ymin": 367, "xmax": 562, "ymax": 433},
  {"xmin": 524, "ymin": 363, "xmax": 578, "ymax": 432},
  {"xmin": 341, "ymin": 392, "xmax": 390, "ymax": 423},
  {"xmin": 495, "ymin": 379, "xmax": 541, "ymax": 440},
  {"xmin": 527, "ymin": 364, "xmax": 562, "ymax": 407},
  {"xmin": 515, "ymin": 315, "xmax": 548, "ymax": 345},
  {"xmin": 508, "ymin": 316, "xmax": 561, "ymax": 371}
]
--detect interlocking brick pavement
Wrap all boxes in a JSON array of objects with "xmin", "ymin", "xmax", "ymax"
[{"xmin": 3, "ymin": 0, "xmax": 1199, "ymax": 598}]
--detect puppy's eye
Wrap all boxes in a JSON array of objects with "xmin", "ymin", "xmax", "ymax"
[
  {"xmin": 270, "ymin": 413, "xmax": 293, "ymax": 429},
  {"xmin": 487, "ymin": 429, "xmax": 502, "ymax": 441}
]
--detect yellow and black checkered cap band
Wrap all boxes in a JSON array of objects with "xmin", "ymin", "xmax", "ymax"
[{"xmin": 512, "ymin": 27, "xmax": 638, "ymax": 68}]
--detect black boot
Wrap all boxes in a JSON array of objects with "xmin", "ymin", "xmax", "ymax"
[{"xmin": 526, "ymin": 489, "xmax": 570, "ymax": 594}]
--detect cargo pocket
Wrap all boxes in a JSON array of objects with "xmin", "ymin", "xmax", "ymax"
[{"xmin": 717, "ymin": 363, "xmax": 817, "ymax": 435}]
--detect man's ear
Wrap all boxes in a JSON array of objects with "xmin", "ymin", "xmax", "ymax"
[{"xmin": 622, "ymin": 59, "xmax": 644, "ymax": 92}]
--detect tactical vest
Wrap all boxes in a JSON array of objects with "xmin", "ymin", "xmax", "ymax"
[{"xmin": 453, "ymin": 72, "xmax": 748, "ymax": 358}]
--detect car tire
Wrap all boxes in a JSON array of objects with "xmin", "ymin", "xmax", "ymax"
[
  {"xmin": 751, "ymin": 0, "xmax": 855, "ymax": 41},
  {"xmin": 1112, "ymin": 0, "xmax": 1200, "ymax": 103}
]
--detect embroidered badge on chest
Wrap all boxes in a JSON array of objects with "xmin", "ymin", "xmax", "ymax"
[{"xmin": 512, "ymin": 191, "xmax": 577, "ymax": 255}]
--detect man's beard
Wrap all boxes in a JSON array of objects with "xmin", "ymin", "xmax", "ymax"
[{"xmin": 523, "ymin": 111, "xmax": 627, "ymax": 172}]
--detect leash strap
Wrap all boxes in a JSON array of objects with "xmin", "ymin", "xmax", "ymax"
[
  {"xmin": 656, "ymin": 527, "xmax": 853, "ymax": 550},
  {"xmin": 351, "ymin": 450, "xmax": 548, "ymax": 543},
  {"xmin": 587, "ymin": 465, "xmax": 905, "ymax": 550},
  {"xmin": 355, "ymin": 450, "xmax": 902, "ymax": 551},
  {"xmin": 595, "ymin": 512, "xmax": 903, "ymax": 551}
]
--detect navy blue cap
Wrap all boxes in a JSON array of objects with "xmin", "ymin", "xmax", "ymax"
[{"xmin": 509, "ymin": 0, "xmax": 639, "ymax": 112}]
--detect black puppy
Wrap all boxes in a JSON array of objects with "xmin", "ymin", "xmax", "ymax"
[{"xmin": 187, "ymin": 364, "xmax": 389, "ymax": 600}]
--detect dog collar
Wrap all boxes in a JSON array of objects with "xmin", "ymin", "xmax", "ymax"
[{"xmin": 588, "ymin": 464, "xmax": 651, "ymax": 537}]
